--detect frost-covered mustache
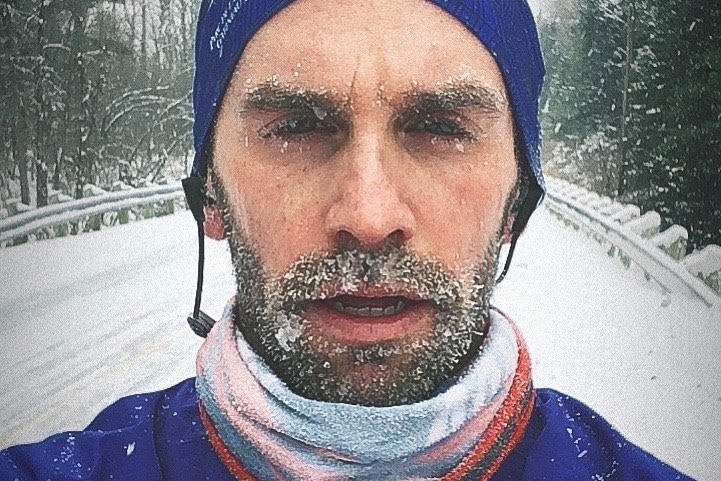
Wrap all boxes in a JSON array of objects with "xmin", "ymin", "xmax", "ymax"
[{"xmin": 262, "ymin": 245, "xmax": 472, "ymax": 314}]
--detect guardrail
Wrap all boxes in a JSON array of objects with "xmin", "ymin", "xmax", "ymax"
[
  {"xmin": 0, "ymin": 182, "xmax": 186, "ymax": 247},
  {"xmin": 2, "ymin": 176, "xmax": 719, "ymax": 307},
  {"xmin": 544, "ymin": 176, "xmax": 720, "ymax": 307}
]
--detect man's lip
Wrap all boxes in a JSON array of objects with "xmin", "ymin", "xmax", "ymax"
[
  {"xmin": 303, "ymin": 296, "xmax": 433, "ymax": 344},
  {"xmin": 312, "ymin": 285, "xmax": 425, "ymax": 301}
]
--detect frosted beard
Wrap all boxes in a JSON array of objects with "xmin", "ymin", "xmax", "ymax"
[{"xmin": 212, "ymin": 178, "xmax": 506, "ymax": 407}]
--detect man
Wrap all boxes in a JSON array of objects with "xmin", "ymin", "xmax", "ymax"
[{"xmin": 0, "ymin": 0, "xmax": 694, "ymax": 479}]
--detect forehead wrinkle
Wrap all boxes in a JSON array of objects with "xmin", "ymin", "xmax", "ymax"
[
  {"xmin": 396, "ymin": 83, "xmax": 508, "ymax": 115},
  {"xmin": 239, "ymin": 84, "xmax": 349, "ymax": 115}
]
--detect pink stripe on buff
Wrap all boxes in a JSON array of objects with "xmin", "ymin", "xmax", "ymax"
[
  {"xmin": 195, "ymin": 319, "xmax": 277, "ymax": 429},
  {"xmin": 196, "ymin": 307, "xmax": 349, "ymax": 480},
  {"xmin": 197, "ymin": 302, "xmax": 532, "ymax": 481},
  {"xmin": 411, "ymin": 372, "xmax": 513, "ymax": 465}
]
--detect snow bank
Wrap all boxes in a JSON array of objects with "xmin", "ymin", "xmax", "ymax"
[
  {"xmin": 0, "ymin": 209, "xmax": 718, "ymax": 480},
  {"xmin": 545, "ymin": 176, "xmax": 719, "ymax": 305},
  {"xmin": 496, "ymin": 209, "xmax": 721, "ymax": 481}
]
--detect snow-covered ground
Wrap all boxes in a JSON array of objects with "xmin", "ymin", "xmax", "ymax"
[{"xmin": 0, "ymin": 207, "xmax": 719, "ymax": 479}]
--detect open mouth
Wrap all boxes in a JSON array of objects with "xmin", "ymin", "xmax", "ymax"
[
  {"xmin": 326, "ymin": 295, "xmax": 410, "ymax": 318},
  {"xmin": 302, "ymin": 292, "xmax": 433, "ymax": 343}
]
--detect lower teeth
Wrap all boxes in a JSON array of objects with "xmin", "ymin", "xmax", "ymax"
[{"xmin": 331, "ymin": 300, "xmax": 406, "ymax": 317}]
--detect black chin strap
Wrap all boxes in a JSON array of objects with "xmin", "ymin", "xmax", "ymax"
[
  {"xmin": 495, "ymin": 182, "xmax": 544, "ymax": 284},
  {"xmin": 496, "ymin": 231, "xmax": 521, "ymax": 284},
  {"xmin": 182, "ymin": 176, "xmax": 216, "ymax": 337}
]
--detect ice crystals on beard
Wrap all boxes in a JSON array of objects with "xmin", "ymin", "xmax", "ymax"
[
  {"xmin": 273, "ymin": 312, "xmax": 303, "ymax": 352},
  {"xmin": 313, "ymin": 106, "xmax": 327, "ymax": 120}
]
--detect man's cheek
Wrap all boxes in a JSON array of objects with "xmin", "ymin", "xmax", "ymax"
[
  {"xmin": 243, "ymin": 212, "xmax": 316, "ymax": 274},
  {"xmin": 245, "ymin": 193, "xmax": 328, "ymax": 271}
]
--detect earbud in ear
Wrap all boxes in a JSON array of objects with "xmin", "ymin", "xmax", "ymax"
[
  {"xmin": 203, "ymin": 201, "xmax": 226, "ymax": 240},
  {"xmin": 501, "ymin": 216, "xmax": 515, "ymax": 244}
]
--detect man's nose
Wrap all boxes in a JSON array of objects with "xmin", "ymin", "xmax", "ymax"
[{"xmin": 325, "ymin": 134, "xmax": 416, "ymax": 247}]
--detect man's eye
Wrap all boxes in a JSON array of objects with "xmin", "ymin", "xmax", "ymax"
[
  {"xmin": 260, "ymin": 113, "xmax": 338, "ymax": 140},
  {"xmin": 405, "ymin": 116, "xmax": 475, "ymax": 140}
]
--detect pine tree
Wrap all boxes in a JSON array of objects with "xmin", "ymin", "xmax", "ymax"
[{"xmin": 540, "ymin": 0, "xmax": 720, "ymax": 250}]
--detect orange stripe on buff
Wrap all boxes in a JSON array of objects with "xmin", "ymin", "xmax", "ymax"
[
  {"xmin": 200, "ymin": 318, "xmax": 534, "ymax": 481},
  {"xmin": 441, "ymin": 322, "xmax": 534, "ymax": 481},
  {"xmin": 200, "ymin": 404, "xmax": 260, "ymax": 481},
  {"xmin": 476, "ymin": 387, "xmax": 534, "ymax": 481}
]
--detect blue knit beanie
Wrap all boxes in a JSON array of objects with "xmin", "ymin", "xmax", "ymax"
[{"xmin": 191, "ymin": 0, "xmax": 545, "ymax": 199}]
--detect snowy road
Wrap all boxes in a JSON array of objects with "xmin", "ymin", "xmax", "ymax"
[{"xmin": 1, "ymin": 207, "xmax": 719, "ymax": 479}]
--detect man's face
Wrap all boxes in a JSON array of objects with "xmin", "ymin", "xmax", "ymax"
[{"xmin": 210, "ymin": 0, "xmax": 518, "ymax": 406}]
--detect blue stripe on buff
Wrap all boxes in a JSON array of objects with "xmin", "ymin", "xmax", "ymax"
[
  {"xmin": 195, "ymin": 301, "xmax": 526, "ymax": 480},
  {"xmin": 191, "ymin": 0, "xmax": 545, "ymax": 195}
]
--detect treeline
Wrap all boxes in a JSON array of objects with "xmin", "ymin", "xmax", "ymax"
[
  {"xmin": 539, "ymin": 0, "xmax": 721, "ymax": 251},
  {"xmin": 0, "ymin": 0, "xmax": 195, "ymax": 208}
]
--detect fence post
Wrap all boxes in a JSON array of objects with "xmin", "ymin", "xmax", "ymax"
[
  {"xmin": 682, "ymin": 245, "xmax": 721, "ymax": 295},
  {"xmin": 624, "ymin": 211, "xmax": 661, "ymax": 239},
  {"xmin": 651, "ymin": 225, "xmax": 688, "ymax": 261},
  {"xmin": 111, "ymin": 182, "xmax": 133, "ymax": 224},
  {"xmin": 83, "ymin": 184, "xmax": 108, "ymax": 232}
]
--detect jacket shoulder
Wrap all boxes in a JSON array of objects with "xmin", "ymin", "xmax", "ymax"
[
  {"xmin": 495, "ymin": 388, "xmax": 694, "ymax": 481},
  {"xmin": 0, "ymin": 378, "xmax": 201, "ymax": 481}
]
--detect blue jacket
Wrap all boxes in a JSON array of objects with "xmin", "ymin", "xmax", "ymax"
[{"xmin": 0, "ymin": 379, "xmax": 692, "ymax": 480}]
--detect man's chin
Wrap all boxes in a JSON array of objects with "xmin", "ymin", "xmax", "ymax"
[
  {"xmin": 239, "ymin": 299, "xmax": 486, "ymax": 406},
  {"xmin": 295, "ymin": 347, "xmax": 437, "ymax": 407},
  {"xmin": 267, "ymin": 309, "xmax": 461, "ymax": 406}
]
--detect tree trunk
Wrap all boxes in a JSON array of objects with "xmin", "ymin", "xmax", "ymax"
[
  {"xmin": 19, "ymin": 156, "xmax": 31, "ymax": 206},
  {"xmin": 35, "ymin": 2, "xmax": 48, "ymax": 208},
  {"xmin": 35, "ymin": 153, "xmax": 49, "ymax": 207},
  {"xmin": 141, "ymin": 2, "xmax": 147, "ymax": 65},
  {"xmin": 11, "ymin": 132, "xmax": 32, "ymax": 205},
  {"xmin": 52, "ymin": 147, "xmax": 64, "ymax": 191},
  {"xmin": 617, "ymin": 1, "xmax": 634, "ymax": 198}
]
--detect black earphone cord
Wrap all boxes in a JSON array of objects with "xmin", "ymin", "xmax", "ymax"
[{"xmin": 182, "ymin": 176, "xmax": 217, "ymax": 337}]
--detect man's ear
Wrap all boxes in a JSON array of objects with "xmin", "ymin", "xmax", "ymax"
[
  {"xmin": 203, "ymin": 171, "xmax": 226, "ymax": 240},
  {"xmin": 203, "ymin": 202, "xmax": 226, "ymax": 240},
  {"xmin": 501, "ymin": 215, "xmax": 515, "ymax": 244}
]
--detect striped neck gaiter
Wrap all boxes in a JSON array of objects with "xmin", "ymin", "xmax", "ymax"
[{"xmin": 196, "ymin": 303, "xmax": 533, "ymax": 481}]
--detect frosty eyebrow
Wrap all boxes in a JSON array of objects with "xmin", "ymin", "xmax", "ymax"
[
  {"xmin": 238, "ymin": 83, "xmax": 505, "ymax": 121},
  {"xmin": 398, "ymin": 84, "xmax": 507, "ymax": 115},
  {"xmin": 240, "ymin": 85, "xmax": 344, "ymax": 115}
]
